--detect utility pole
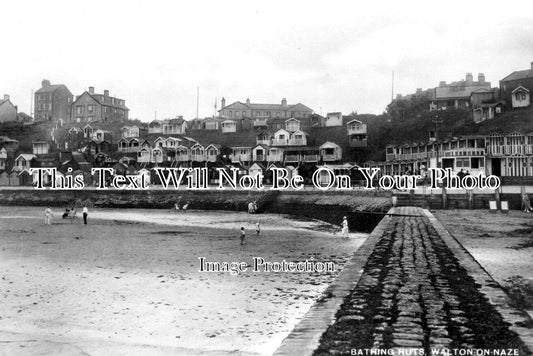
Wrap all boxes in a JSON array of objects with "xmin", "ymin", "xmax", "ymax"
[
  {"xmin": 196, "ymin": 86, "xmax": 199, "ymax": 119},
  {"xmin": 432, "ymin": 115, "xmax": 443, "ymax": 168},
  {"xmin": 391, "ymin": 70, "xmax": 394, "ymax": 102},
  {"xmin": 30, "ymin": 89, "xmax": 34, "ymax": 119}
]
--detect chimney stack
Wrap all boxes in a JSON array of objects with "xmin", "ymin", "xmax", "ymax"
[
  {"xmin": 221, "ymin": 97, "xmax": 225, "ymax": 109},
  {"xmin": 439, "ymin": 81, "xmax": 446, "ymax": 87},
  {"xmin": 281, "ymin": 98, "xmax": 287, "ymax": 107},
  {"xmin": 246, "ymin": 97, "xmax": 250, "ymax": 104},
  {"xmin": 466, "ymin": 73, "xmax": 473, "ymax": 84},
  {"xmin": 88, "ymin": 86, "xmax": 95, "ymax": 94},
  {"xmin": 478, "ymin": 73, "xmax": 485, "ymax": 84},
  {"xmin": 104, "ymin": 90, "xmax": 109, "ymax": 97},
  {"xmin": 3, "ymin": 94, "xmax": 10, "ymax": 101},
  {"xmin": 530, "ymin": 62, "xmax": 533, "ymax": 70},
  {"xmin": 41, "ymin": 79, "xmax": 51, "ymax": 88}
]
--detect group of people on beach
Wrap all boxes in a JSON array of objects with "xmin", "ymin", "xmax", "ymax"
[
  {"xmin": 43, "ymin": 205, "xmax": 89, "ymax": 225},
  {"xmin": 240, "ymin": 222, "xmax": 261, "ymax": 245},
  {"xmin": 248, "ymin": 201, "xmax": 258, "ymax": 214}
]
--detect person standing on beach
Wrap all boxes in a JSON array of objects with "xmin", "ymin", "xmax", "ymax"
[
  {"xmin": 240, "ymin": 227, "xmax": 246, "ymax": 245},
  {"xmin": 82, "ymin": 205, "xmax": 89, "ymax": 225},
  {"xmin": 523, "ymin": 194, "xmax": 531, "ymax": 213},
  {"xmin": 256, "ymin": 222, "xmax": 260, "ymax": 236},
  {"xmin": 341, "ymin": 216, "xmax": 349, "ymax": 238},
  {"xmin": 44, "ymin": 207, "xmax": 54, "ymax": 225}
]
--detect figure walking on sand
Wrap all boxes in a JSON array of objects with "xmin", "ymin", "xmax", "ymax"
[
  {"xmin": 82, "ymin": 205, "xmax": 89, "ymax": 225},
  {"xmin": 240, "ymin": 227, "xmax": 246, "ymax": 245},
  {"xmin": 248, "ymin": 202, "xmax": 255, "ymax": 214},
  {"xmin": 44, "ymin": 207, "xmax": 54, "ymax": 225},
  {"xmin": 256, "ymin": 222, "xmax": 260, "ymax": 236},
  {"xmin": 341, "ymin": 216, "xmax": 349, "ymax": 238},
  {"xmin": 523, "ymin": 194, "xmax": 531, "ymax": 213}
]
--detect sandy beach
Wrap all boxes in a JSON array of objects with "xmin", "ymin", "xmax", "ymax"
[
  {"xmin": 0, "ymin": 207, "xmax": 366, "ymax": 356},
  {"xmin": 435, "ymin": 209, "xmax": 533, "ymax": 316}
]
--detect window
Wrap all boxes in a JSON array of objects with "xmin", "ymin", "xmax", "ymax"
[
  {"xmin": 88, "ymin": 105, "xmax": 94, "ymax": 113},
  {"xmin": 75, "ymin": 106, "xmax": 84, "ymax": 115},
  {"xmin": 236, "ymin": 111, "xmax": 241, "ymax": 117},
  {"xmin": 242, "ymin": 111, "xmax": 246, "ymax": 117},
  {"xmin": 471, "ymin": 157, "xmax": 483, "ymax": 169},
  {"xmin": 276, "ymin": 112, "xmax": 280, "ymax": 118},
  {"xmin": 516, "ymin": 92, "xmax": 527, "ymax": 101},
  {"xmin": 456, "ymin": 158, "xmax": 470, "ymax": 168},
  {"xmin": 229, "ymin": 111, "xmax": 232, "ymax": 118},
  {"xmin": 279, "ymin": 134, "xmax": 285, "ymax": 140}
]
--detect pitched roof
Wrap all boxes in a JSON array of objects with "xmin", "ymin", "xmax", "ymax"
[
  {"xmin": 512, "ymin": 85, "xmax": 529, "ymax": 93},
  {"xmin": 501, "ymin": 69, "xmax": 533, "ymax": 82},
  {"xmin": 75, "ymin": 91, "xmax": 129, "ymax": 110},
  {"xmin": 35, "ymin": 84, "xmax": 67, "ymax": 94},
  {"xmin": 220, "ymin": 100, "xmax": 313, "ymax": 113}
]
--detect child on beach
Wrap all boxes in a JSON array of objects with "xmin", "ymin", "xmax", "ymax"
[
  {"xmin": 256, "ymin": 222, "xmax": 260, "ymax": 235},
  {"xmin": 341, "ymin": 216, "xmax": 349, "ymax": 238},
  {"xmin": 44, "ymin": 207, "xmax": 54, "ymax": 225},
  {"xmin": 240, "ymin": 227, "xmax": 246, "ymax": 245}
]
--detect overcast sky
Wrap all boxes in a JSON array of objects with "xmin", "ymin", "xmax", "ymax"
[{"xmin": 2, "ymin": 0, "xmax": 533, "ymax": 121}]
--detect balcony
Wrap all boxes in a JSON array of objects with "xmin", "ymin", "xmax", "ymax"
[
  {"xmin": 322, "ymin": 153, "xmax": 340, "ymax": 162},
  {"xmin": 177, "ymin": 153, "xmax": 190, "ymax": 161},
  {"xmin": 288, "ymin": 138, "xmax": 306, "ymax": 146},
  {"xmin": 303, "ymin": 154, "xmax": 318, "ymax": 162},
  {"xmin": 267, "ymin": 153, "xmax": 283, "ymax": 162},
  {"xmin": 272, "ymin": 138, "xmax": 289, "ymax": 146},
  {"xmin": 442, "ymin": 149, "xmax": 485, "ymax": 157},
  {"xmin": 191, "ymin": 153, "xmax": 206, "ymax": 162},
  {"xmin": 230, "ymin": 154, "xmax": 251, "ymax": 163},
  {"xmin": 347, "ymin": 124, "xmax": 367, "ymax": 135},
  {"xmin": 285, "ymin": 154, "xmax": 300, "ymax": 163},
  {"xmin": 253, "ymin": 118, "xmax": 268, "ymax": 127}
]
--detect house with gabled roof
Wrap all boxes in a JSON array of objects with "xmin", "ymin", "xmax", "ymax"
[
  {"xmin": 72, "ymin": 86, "xmax": 128, "ymax": 122},
  {"xmin": 34, "ymin": 79, "xmax": 72, "ymax": 122},
  {"xmin": 0, "ymin": 95, "xmax": 18, "ymax": 123},
  {"xmin": 206, "ymin": 144, "xmax": 223, "ymax": 162},
  {"xmin": 252, "ymin": 144, "xmax": 268, "ymax": 162},
  {"xmin": 500, "ymin": 62, "xmax": 533, "ymax": 109},
  {"xmin": 13, "ymin": 154, "xmax": 37, "ymax": 172}
]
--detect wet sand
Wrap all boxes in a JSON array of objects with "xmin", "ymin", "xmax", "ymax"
[
  {"xmin": 0, "ymin": 207, "xmax": 366, "ymax": 356},
  {"xmin": 435, "ymin": 209, "xmax": 533, "ymax": 317}
]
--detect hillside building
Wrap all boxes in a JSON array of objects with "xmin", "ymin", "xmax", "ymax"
[
  {"xmin": 34, "ymin": 79, "xmax": 73, "ymax": 122},
  {"xmin": 432, "ymin": 73, "xmax": 491, "ymax": 110},
  {"xmin": 218, "ymin": 97, "xmax": 313, "ymax": 120},
  {"xmin": 72, "ymin": 87, "xmax": 128, "ymax": 123},
  {"xmin": 500, "ymin": 62, "xmax": 533, "ymax": 109},
  {"xmin": 0, "ymin": 95, "xmax": 17, "ymax": 123}
]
